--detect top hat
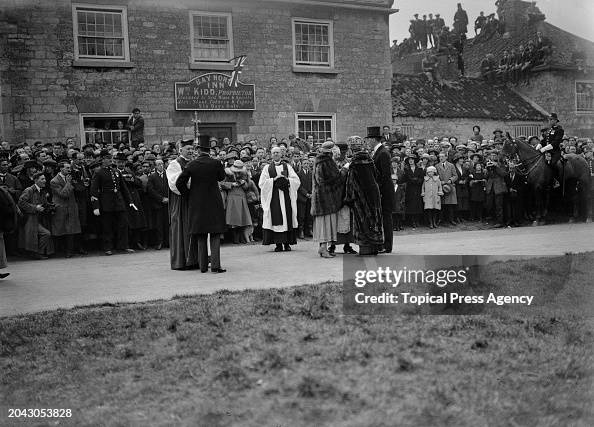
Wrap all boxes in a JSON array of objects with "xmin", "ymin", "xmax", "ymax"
[
  {"xmin": 549, "ymin": 112, "xmax": 559, "ymax": 121},
  {"xmin": 99, "ymin": 149, "xmax": 112, "ymax": 158},
  {"xmin": 114, "ymin": 152, "xmax": 128, "ymax": 161},
  {"xmin": 493, "ymin": 128, "xmax": 503, "ymax": 134},
  {"xmin": 366, "ymin": 126, "xmax": 382, "ymax": 139},
  {"xmin": 197, "ymin": 134, "xmax": 211, "ymax": 150}
]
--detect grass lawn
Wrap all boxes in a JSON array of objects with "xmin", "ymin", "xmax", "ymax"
[{"xmin": 1, "ymin": 253, "xmax": 593, "ymax": 427}]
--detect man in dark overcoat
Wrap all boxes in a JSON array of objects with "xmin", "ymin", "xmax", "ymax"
[
  {"xmin": 90, "ymin": 150, "xmax": 135, "ymax": 255},
  {"xmin": 176, "ymin": 135, "xmax": 227, "ymax": 273},
  {"xmin": 50, "ymin": 161, "xmax": 81, "ymax": 258},
  {"xmin": 147, "ymin": 158, "xmax": 169, "ymax": 250},
  {"xmin": 296, "ymin": 157, "xmax": 313, "ymax": 239},
  {"xmin": 368, "ymin": 126, "xmax": 395, "ymax": 253}
]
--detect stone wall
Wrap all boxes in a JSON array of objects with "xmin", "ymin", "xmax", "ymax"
[
  {"xmin": 392, "ymin": 117, "xmax": 546, "ymax": 140},
  {"xmin": 515, "ymin": 70, "xmax": 594, "ymax": 137},
  {"xmin": 0, "ymin": 0, "xmax": 392, "ymax": 145}
]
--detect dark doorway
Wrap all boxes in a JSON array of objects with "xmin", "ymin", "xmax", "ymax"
[{"xmin": 199, "ymin": 123, "xmax": 236, "ymax": 146}]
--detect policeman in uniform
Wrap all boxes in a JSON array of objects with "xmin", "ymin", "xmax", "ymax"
[
  {"xmin": 90, "ymin": 150, "xmax": 136, "ymax": 255},
  {"xmin": 535, "ymin": 112, "xmax": 564, "ymax": 167}
]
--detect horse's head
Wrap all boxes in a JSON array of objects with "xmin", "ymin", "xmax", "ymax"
[{"xmin": 501, "ymin": 133, "xmax": 518, "ymax": 158}]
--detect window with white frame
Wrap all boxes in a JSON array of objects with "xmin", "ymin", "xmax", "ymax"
[
  {"xmin": 511, "ymin": 124, "xmax": 542, "ymax": 138},
  {"xmin": 576, "ymin": 81, "xmax": 594, "ymax": 113},
  {"xmin": 72, "ymin": 4, "xmax": 129, "ymax": 61},
  {"xmin": 296, "ymin": 114, "xmax": 335, "ymax": 145},
  {"xmin": 79, "ymin": 114, "xmax": 131, "ymax": 148},
  {"xmin": 190, "ymin": 12, "xmax": 233, "ymax": 62},
  {"xmin": 292, "ymin": 19, "xmax": 334, "ymax": 68}
]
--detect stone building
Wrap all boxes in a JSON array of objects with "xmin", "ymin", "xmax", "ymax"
[
  {"xmin": 391, "ymin": 0, "xmax": 594, "ymax": 138},
  {"xmin": 0, "ymin": 0, "xmax": 394, "ymax": 147}
]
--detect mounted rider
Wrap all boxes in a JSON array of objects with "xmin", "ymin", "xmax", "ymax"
[
  {"xmin": 535, "ymin": 113, "xmax": 564, "ymax": 166},
  {"xmin": 535, "ymin": 112, "xmax": 564, "ymax": 186}
]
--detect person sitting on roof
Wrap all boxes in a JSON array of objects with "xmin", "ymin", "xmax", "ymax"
[
  {"xmin": 422, "ymin": 53, "xmax": 440, "ymax": 83},
  {"xmin": 480, "ymin": 54, "xmax": 497, "ymax": 83},
  {"xmin": 535, "ymin": 31, "xmax": 552, "ymax": 65}
]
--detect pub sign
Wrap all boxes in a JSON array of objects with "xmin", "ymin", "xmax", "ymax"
[{"xmin": 175, "ymin": 72, "xmax": 256, "ymax": 111}]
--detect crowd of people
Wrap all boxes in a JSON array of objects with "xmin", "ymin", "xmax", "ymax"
[
  {"xmin": 480, "ymin": 31, "xmax": 552, "ymax": 84},
  {"xmin": 393, "ymin": 3, "xmax": 472, "ymax": 77},
  {"xmin": 1, "ymin": 113, "xmax": 593, "ymax": 276}
]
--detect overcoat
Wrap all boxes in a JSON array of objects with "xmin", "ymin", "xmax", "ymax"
[
  {"xmin": 403, "ymin": 165, "xmax": 424, "ymax": 215},
  {"xmin": 435, "ymin": 160, "xmax": 458, "ymax": 204},
  {"xmin": 17, "ymin": 185, "xmax": 48, "ymax": 252},
  {"xmin": 90, "ymin": 166, "xmax": 131, "ymax": 212},
  {"xmin": 372, "ymin": 144, "xmax": 395, "ymax": 213},
  {"xmin": 176, "ymin": 153, "xmax": 226, "ymax": 234},
  {"xmin": 311, "ymin": 153, "xmax": 344, "ymax": 216},
  {"xmin": 421, "ymin": 175, "xmax": 443, "ymax": 210},
  {"xmin": 50, "ymin": 174, "xmax": 81, "ymax": 236},
  {"xmin": 454, "ymin": 164, "xmax": 470, "ymax": 211}
]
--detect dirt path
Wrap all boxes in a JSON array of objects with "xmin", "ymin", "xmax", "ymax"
[{"xmin": 1, "ymin": 223, "xmax": 592, "ymax": 317}]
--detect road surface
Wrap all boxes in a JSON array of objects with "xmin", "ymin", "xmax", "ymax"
[{"xmin": 1, "ymin": 223, "xmax": 592, "ymax": 316}]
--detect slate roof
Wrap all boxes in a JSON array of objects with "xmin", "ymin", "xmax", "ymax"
[
  {"xmin": 463, "ymin": 22, "xmax": 594, "ymax": 77},
  {"xmin": 391, "ymin": 74, "xmax": 548, "ymax": 121}
]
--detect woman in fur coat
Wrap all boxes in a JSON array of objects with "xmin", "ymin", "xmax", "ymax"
[
  {"xmin": 311, "ymin": 141, "xmax": 345, "ymax": 258},
  {"xmin": 343, "ymin": 144, "xmax": 384, "ymax": 256}
]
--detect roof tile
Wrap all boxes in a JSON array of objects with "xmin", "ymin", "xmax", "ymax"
[{"xmin": 392, "ymin": 74, "xmax": 547, "ymax": 121}]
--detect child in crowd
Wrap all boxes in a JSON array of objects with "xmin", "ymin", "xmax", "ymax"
[{"xmin": 421, "ymin": 166, "xmax": 443, "ymax": 229}]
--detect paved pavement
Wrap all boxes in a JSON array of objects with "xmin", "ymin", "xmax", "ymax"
[{"xmin": 1, "ymin": 223, "xmax": 593, "ymax": 317}]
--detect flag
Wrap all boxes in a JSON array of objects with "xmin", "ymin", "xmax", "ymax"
[{"xmin": 228, "ymin": 55, "xmax": 246, "ymax": 87}]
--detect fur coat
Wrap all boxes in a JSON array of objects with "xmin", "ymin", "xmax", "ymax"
[
  {"xmin": 343, "ymin": 151, "xmax": 384, "ymax": 246},
  {"xmin": 311, "ymin": 153, "xmax": 344, "ymax": 216}
]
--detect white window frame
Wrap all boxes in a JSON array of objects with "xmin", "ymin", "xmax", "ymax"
[
  {"xmin": 189, "ymin": 11, "xmax": 234, "ymax": 63},
  {"xmin": 78, "ymin": 113, "xmax": 131, "ymax": 148},
  {"xmin": 295, "ymin": 113, "xmax": 336, "ymax": 145},
  {"xmin": 292, "ymin": 18, "xmax": 334, "ymax": 69},
  {"xmin": 576, "ymin": 81, "xmax": 594, "ymax": 114},
  {"xmin": 72, "ymin": 3, "xmax": 130, "ymax": 62},
  {"xmin": 511, "ymin": 124, "xmax": 542, "ymax": 138}
]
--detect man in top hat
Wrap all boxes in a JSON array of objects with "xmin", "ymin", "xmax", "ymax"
[
  {"xmin": 296, "ymin": 155, "xmax": 313, "ymax": 239},
  {"xmin": 367, "ymin": 126, "xmax": 395, "ymax": 253},
  {"xmin": 90, "ymin": 149, "xmax": 136, "ymax": 255},
  {"xmin": 167, "ymin": 138, "xmax": 199, "ymax": 270},
  {"xmin": 176, "ymin": 135, "xmax": 227, "ymax": 273}
]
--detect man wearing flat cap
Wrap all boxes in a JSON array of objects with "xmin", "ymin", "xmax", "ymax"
[
  {"xmin": 90, "ymin": 150, "xmax": 136, "ymax": 255},
  {"xmin": 176, "ymin": 135, "xmax": 227, "ymax": 273}
]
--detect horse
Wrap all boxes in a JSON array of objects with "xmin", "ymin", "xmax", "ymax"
[{"xmin": 501, "ymin": 137, "xmax": 592, "ymax": 225}]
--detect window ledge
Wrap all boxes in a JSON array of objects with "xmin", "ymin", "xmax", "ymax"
[
  {"xmin": 576, "ymin": 111, "xmax": 594, "ymax": 115},
  {"xmin": 292, "ymin": 66, "xmax": 340, "ymax": 74},
  {"xmin": 189, "ymin": 62, "xmax": 235, "ymax": 71},
  {"xmin": 73, "ymin": 60, "xmax": 134, "ymax": 68}
]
